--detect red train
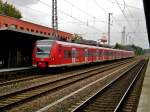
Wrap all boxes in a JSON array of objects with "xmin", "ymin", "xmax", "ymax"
[{"xmin": 32, "ymin": 39, "xmax": 134, "ymax": 69}]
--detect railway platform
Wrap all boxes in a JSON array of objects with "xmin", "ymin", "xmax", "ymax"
[
  {"xmin": 137, "ymin": 58, "xmax": 150, "ymax": 112},
  {"xmin": 0, "ymin": 67, "xmax": 33, "ymax": 76},
  {"xmin": 0, "ymin": 67, "xmax": 33, "ymax": 73}
]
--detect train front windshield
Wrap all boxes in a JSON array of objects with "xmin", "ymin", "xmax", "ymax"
[{"xmin": 36, "ymin": 40, "xmax": 53, "ymax": 58}]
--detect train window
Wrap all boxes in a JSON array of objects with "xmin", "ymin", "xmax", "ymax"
[
  {"xmin": 103, "ymin": 51, "xmax": 106, "ymax": 56},
  {"xmin": 104, "ymin": 51, "xmax": 108, "ymax": 56},
  {"xmin": 94, "ymin": 52, "xmax": 97, "ymax": 56},
  {"xmin": 108, "ymin": 51, "xmax": 111, "ymax": 56},
  {"xmin": 69, "ymin": 51, "xmax": 72, "ymax": 58},
  {"xmin": 40, "ymin": 31, "xmax": 43, "ymax": 34},
  {"xmin": 48, "ymin": 33, "xmax": 50, "ymax": 35},
  {"xmin": 44, "ymin": 32, "xmax": 47, "ymax": 35},
  {"xmin": 64, "ymin": 50, "xmax": 72, "ymax": 58},
  {"xmin": 64, "ymin": 51, "xmax": 67, "ymax": 58},
  {"xmin": 99, "ymin": 51, "xmax": 103, "ymax": 56},
  {"xmin": 88, "ymin": 51, "xmax": 92, "ymax": 57},
  {"xmin": 88, "ymin": 51, "xmax": 90, "ymax": 57},
  {"xmin": 72, "ymin": 49, "xmax": 78, "ymax": 58},
  {"xmin": 84, "ymin": 50, "xmax": 88, "ymax": 57},
  {"xmin": 36, "ymin": 30, "xmax": 39, "ymax": 33}
]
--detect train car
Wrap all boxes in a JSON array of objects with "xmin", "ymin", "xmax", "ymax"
[{"xmin": 32, "ymin": 39, "xmax": 134, "ymax": 69}]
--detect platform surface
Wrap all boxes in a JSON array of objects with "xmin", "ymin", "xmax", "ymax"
[
  {"xmin": 137, "ymin": 59, "xmax": 150, "ymax": 112},
  {"xmin": 0, "ymin": 67, "xmax": 33, "ymax": 73}
]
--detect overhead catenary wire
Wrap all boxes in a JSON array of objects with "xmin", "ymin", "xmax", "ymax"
[
  {"xmin": 111, "ymin": 2, "xmax": 141, "ymax": 10},
  {"xmin": 9, "ymin": 0, "xmax": 104, "ymax": 34},
  {"xmin": 114, "ymin": 0, "xmax": 137, "ymax": 37},
  {"xmin": 36, "ymin": 0, "xmax": 103, "ymax": 33},
  {"xmin": 63, "ymin": 0, "xmax": 107, "ymax": 24},
  {"xmin": 92, "ymin": 0, "xmax": 123, "ymax": 29},
  {"xmin": 8, "ymin": 0, "xmax": 146, "ymax": 45}
]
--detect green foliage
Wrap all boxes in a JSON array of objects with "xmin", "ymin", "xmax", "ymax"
[
  {"xmin": 114, "ymin": 43, "xmax": 144, "ymax": 55},
  {"xmin": 0, "ymin": 0, "xmax": 22, "ymax": 19},
  {"xmin": 0, "ymin": 0, "xmax": 3, "ymax": 14},
  {"xmin": 114, "ymin": 43, "xmax": 124, "ymax": 49},
  {"xmin": 131, "ymin": 44, "xmax": 144, "ymax": 55},
  {"xmin": 71, "ymin": 33, "xmax": 83, "ymax": 43}
]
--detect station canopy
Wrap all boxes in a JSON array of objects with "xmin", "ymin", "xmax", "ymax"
[{"xmin": 0, "ymin": 27, "xmax": 49, "ymax": 41}]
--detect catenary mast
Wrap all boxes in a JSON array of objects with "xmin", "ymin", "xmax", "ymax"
[{"xmin": 52, "ymin": 0, "xmax": 58, "ymax": 39}]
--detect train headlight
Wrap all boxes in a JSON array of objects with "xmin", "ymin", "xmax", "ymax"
[
  {"xmin": 50, "ymin": 56, "xmax": 54, "ymax": 61},
  {"xmin": 51, "ymin": 57, "xmax": 54, "ymax": 61}
]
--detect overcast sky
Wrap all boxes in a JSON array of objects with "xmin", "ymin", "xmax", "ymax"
[{"xmin": 3, "ymin": 0, "xmax": 149, "ymax": 49}]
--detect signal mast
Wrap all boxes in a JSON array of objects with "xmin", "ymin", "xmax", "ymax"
[{"xmin": 52, "ymin": 0, "xmax": 58, "ymax": 39}]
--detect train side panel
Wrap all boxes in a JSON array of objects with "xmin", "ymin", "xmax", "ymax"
[{"xmin": 33, "ymin": 40, "xmax": 135, "ymax": 69}]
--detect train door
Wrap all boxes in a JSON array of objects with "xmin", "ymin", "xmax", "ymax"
[
  {"xmin": 84, "ymin": 49, "xmax": 88, "ymax": 62},
  {"xmin": 96, "ymin": 49, "xmax": 99, "ymax": 61},
  {"xmin": 113, "ymin": 51, "xmax": 115, "ymax": 60},
  {"xmin": 101, "ymin": 49, "xmax": 104, "ymax": 61},
  {"xmin": 72, "ymin": 48, "xmax": 76, "ymax": 64}
]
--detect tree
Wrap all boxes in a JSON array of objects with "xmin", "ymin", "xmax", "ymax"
[
  {"xmin": 131, "ymin": 44, "xmax": 144, "ymax": 55},
  {"xmin": 114, "ymin": 43, "xmax": 124, "ymax": 49},
  {"xmin": 71, "ymin": 33, "xmax": 83, "ymax": 43},
  {"xmin": 0, "ymin": 0, "xmax": 3, "ymax": 14},
  {"xmin": 0, "ymin": 1, "xmax": 22, "ymax": 19}
]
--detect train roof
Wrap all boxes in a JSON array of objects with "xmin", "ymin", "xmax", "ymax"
[
  {"xmin": 55, "ymin": 40, "xmax": 133, "ymax": 52},
  {"xmin": 37, "ymin": 39, "xmax": 133, "ymax": 53}
]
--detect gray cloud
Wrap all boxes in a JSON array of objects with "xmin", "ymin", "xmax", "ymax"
[
  {"xmin": 2, "ymin": 0, "xmax": 148, "ymax": 48},
  {"xmin": 3, "ymin": 0, "xmax": 39, "ymax": 6}
]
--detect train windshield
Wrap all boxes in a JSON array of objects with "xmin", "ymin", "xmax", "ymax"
[{"xmin": 36, "ymin": 40, "xmax": 54, "ymax": 58}]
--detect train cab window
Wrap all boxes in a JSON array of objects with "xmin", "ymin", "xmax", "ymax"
[{"xmin": 36, "ymin": 40, "xmax": 54, "ymax": 58}]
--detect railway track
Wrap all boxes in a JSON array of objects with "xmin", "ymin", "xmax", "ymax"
[
  {"xmin": 119, "ymin": 58, "xmax": 148, "ymax": 112},
  {"xmin": 70, "ymin": 59, "xmax": 146, "ymax": 112},
  {"xmin": 0, "ymin": 75, "xmax": 43, "ymax": 86},
  {"xmin": 0, "ymin": 58, "xmax": 137, "ymax": 111},
  {"xmin": 0, "ymin": 58, "xmax": 134, "ymax": 87}
]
